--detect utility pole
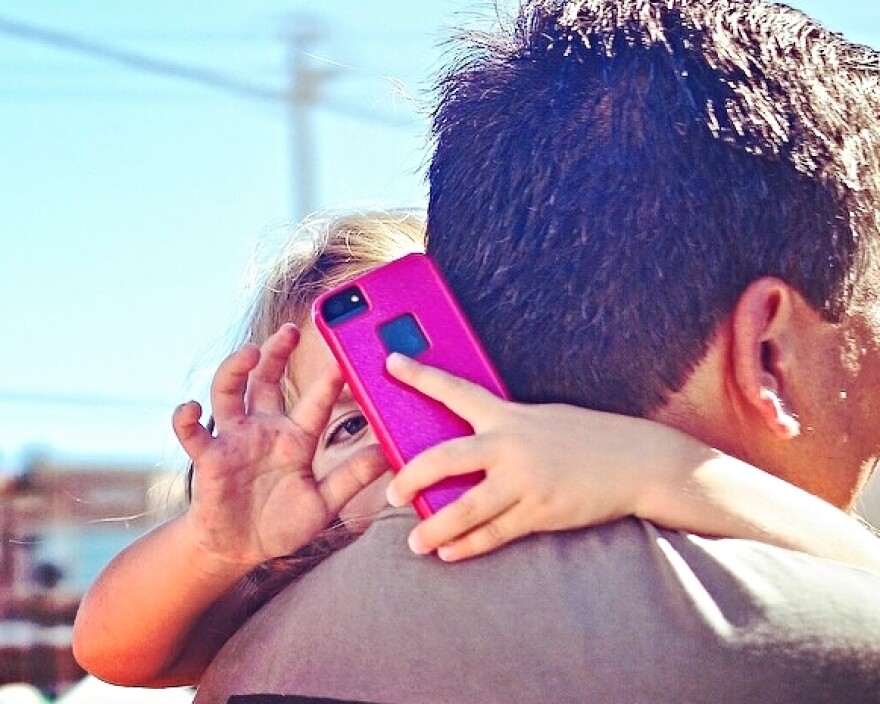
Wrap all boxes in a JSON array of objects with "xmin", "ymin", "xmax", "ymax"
[{"xmin": 283, "ymin": 15, "xmax": 338, "ymax": 223}]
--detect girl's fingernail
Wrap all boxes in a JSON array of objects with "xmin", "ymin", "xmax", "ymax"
[
  {"xmin": 437, "ymin": 546, "xmax": 453, "ymax": 562},
  {"xmin": 407, "ymin": 531, "xmax": 427, "ymax": 555},
  {"xmin": 386, "ymin": 484, "xmax": 403, "ymax": 507},
  {"xmin": 386, "ymin": 352, "xmax": 411, "ymax": 370}
]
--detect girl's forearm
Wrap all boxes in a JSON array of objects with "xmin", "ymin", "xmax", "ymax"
[
  {"xmin": 72, "ymin": 513, "xmax": 254, "ymax": 687},
  {"xmin": 635, "ymin": 441, "xmax": 880, "ymax": 573}
]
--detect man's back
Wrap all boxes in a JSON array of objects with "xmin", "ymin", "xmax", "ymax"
[{"xmin": 197, "ymin": 509, "xmax": 880, "ymax": 703}]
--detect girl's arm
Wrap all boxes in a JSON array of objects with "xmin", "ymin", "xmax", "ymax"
[
  {"xmin": 384, "ymin": 353, "xmax": 880, "ymax": 571},
  {"xmin": 72, "ymin": 324, "xmax": 385, "ymax": 687},
  {"xmin": 73, "ymin": 513, "xmax": 254, "ymax": 687}
]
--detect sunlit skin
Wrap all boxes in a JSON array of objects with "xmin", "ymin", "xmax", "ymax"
[
  {"xmin": 764, "ymin": 275, "xmax": 880, "ymax": 506},
  {"xmin": 828, "ymin": 275, "xmax": 880, "ymax": 496},
  {"xmin": 645, "ymin": 276, "xmax": 880, "ymax": 514},
  {"xmin": 174, "ymin": 322, "xmax": 388, "ymax": 570},
  {"xmin": 287, "ymin": 321, "xmax": 392, "ymax": 530}
]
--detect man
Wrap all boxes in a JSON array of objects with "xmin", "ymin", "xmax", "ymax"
[
  {"xmin": 425, "ymin": 0, "xmax": 880, "ymax": 515},
  {"xmin": 196, "ymin": 2, "xmax": 880, "ymax": 701}
]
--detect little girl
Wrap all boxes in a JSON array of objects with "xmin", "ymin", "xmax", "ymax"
[{"xmin": 72, "ymin": 209, "xmax": 880, "ymax": 689}]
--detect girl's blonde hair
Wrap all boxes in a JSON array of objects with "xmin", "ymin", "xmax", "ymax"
[
  {"xmin": 196, "ymin": 208, "xmax": 424, "ymax": 620},
  {"xmin": 244, "ymin": 208, "xmax": 425, "ymax": 343},
  {"xmin": 241, "ymin": 208, "xmax": 424, "ymax": 409}
]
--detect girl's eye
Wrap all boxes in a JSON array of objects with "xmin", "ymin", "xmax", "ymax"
[{"xmin": 325, "ymin": 413, "xmax": 369, "ymax": 447}]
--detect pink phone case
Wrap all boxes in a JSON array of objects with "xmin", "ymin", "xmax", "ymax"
[{"xmin": 312, "ymin": 253, "xmax": 509, "ymax": 518}]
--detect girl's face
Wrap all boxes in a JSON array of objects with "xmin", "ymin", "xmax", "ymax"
[{"xmin": 287, "ymin": 320, "xmax": 392, "ymax": 530}]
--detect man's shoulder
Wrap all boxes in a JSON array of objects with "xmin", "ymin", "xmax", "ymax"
[
  {"xmin": 333, "ymin": 507, "xmax": 876, "ymax": 603},
  {"xmin": 197, "ymin": 509, "xmax": 880, "ymax": 703}
]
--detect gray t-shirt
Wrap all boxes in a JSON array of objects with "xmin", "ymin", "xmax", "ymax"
[{"xmin": 197, "ymin": 508, "xmax": 880, "ymax": 703}]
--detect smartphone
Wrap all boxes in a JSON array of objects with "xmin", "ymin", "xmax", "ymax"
[{"xmin": 312, "ymin": 253, "xmax": 509, "ymax": 519}]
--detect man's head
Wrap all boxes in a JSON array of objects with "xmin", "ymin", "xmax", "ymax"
[{"xmin": 426, "ymin": 0, "xmax": 880, "ymax": 504}]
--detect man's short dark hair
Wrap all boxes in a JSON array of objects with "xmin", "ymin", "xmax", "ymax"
[{"xmin": 426, "ymin": 0, "xmax": 880, "ymax": 416}]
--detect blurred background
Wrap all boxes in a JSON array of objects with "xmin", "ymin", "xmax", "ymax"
[{"xmin": 0, "ymin": 1, "xmax": 878, "ymax": 700}]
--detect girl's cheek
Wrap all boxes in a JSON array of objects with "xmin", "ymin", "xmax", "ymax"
[
  {"xmin": 311, "ymin": 448, "xmax": 333, "ymax": 482},
  {"xmin": 339, "ymin": 472, "xmax": 394, "ymax": 530},
  {"xmin": 312, "ymin": 434, "xmax": 372, "ymax": 481}
]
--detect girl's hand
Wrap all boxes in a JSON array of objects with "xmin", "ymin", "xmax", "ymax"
[
  {"xmin": 173, "ymin": 323, "xmax": 386, "ymax": 572},
  {"xmin": 384, "ymin": 353, "xmax": 672, "ymax": 562}
]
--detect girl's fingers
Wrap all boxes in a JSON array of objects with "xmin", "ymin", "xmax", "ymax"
[
  {"xmin": 288, "ymin": 362, "xmax": 346, "ymax": 441},
  {"xmin": 406, "ymin": 479, "xmax": 516, "ymax": 556},
  {"xmin": 245, "ymin": 324, "xmax": 300, "ymax": 415},
  {"xmin": 317, "ymin": 444, "xmax": 389, "ymax": 516},
  {"xmin": 385, "ymin": 353, "xmax": 502, "ymax": 426},
  {"xmin": 433, "ymin": 502, "xmax": 530, "ymax": 562},
  {"xmin": 387, "ymin": 434, "xmax": 491, "ymax": 506},
  {"xmin": 210, "ymin": 344, "xmax": 260, "ymax": 424},
  {"xmin": 172, "ymin": 401, "xmax": 213, "ymax": 460}
]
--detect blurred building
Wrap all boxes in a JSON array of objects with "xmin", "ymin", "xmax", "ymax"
[{"xmin": 1, "ymin": 453, "xmax": 182, "ymax": 698}]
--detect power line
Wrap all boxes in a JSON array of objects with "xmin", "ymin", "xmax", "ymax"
[
  {"xmin": 0, "ymin": 390, "xmax": 169, "ymax": 409},
  {"xmin": 0, "ymin": 15, "xmax": 281, "ymax": 102},
  {"xmin": 0, "ymin": 13, "xmax": 413, "ymax": 219},
  {"xmin": 0, "ymin": 15, "xmax": 410, "ymax": 123}
]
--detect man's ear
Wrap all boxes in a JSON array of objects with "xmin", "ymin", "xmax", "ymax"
[{"xmin": 729, "ymin": 277, "xmax": 801, "ymax": 440}]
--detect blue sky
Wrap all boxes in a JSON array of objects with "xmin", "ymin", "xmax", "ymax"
[{"xmin": 0, "ymin": 1, "xmax": 878, "ymax": 470}]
